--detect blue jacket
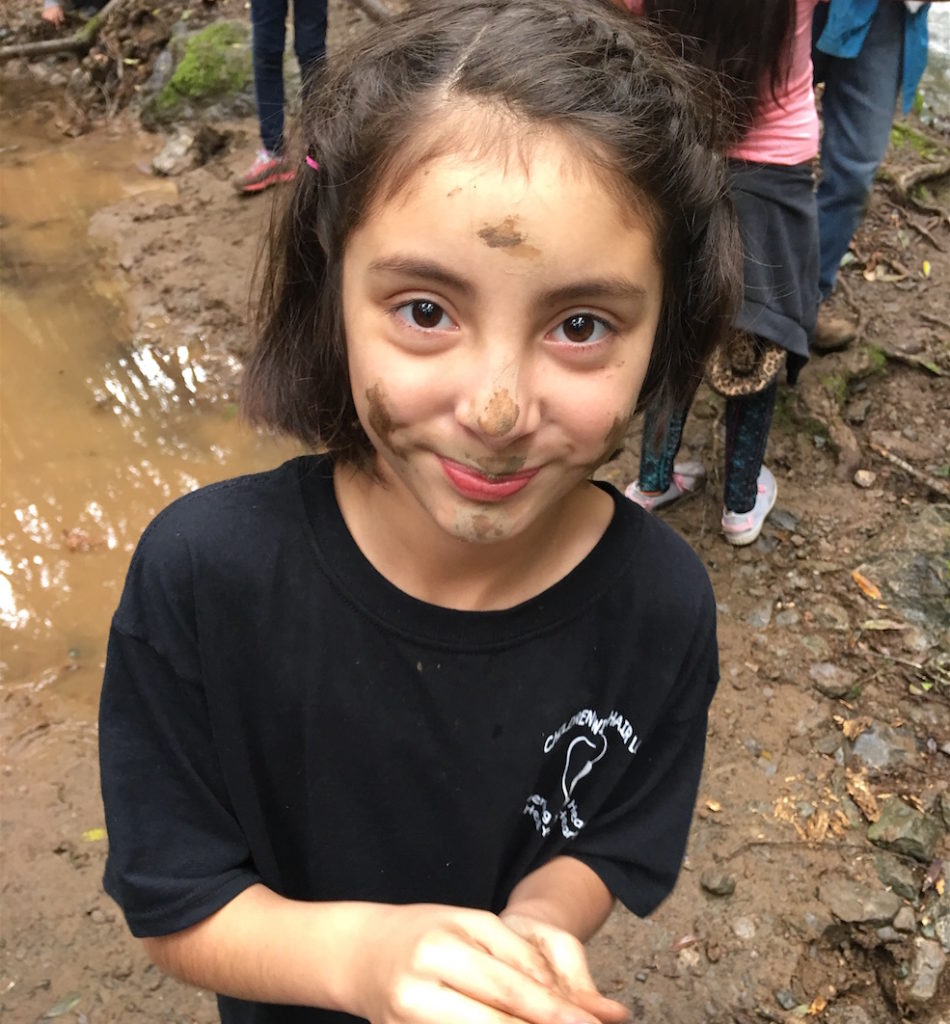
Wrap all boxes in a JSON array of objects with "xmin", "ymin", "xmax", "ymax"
[{"xmin": 815, "ymin": 0, "xmax": 931, "ymax": 112}]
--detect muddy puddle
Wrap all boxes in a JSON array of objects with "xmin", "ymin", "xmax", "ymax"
[{"xmin": 0, "ymin": 90, "xmax": 298, "ymax": 708}]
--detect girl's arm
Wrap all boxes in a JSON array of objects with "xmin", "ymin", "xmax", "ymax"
[
  {"xmin": 500, "ymin": 856, "xmax": 629, "ymax": 1024},
  {"xmin": 141, "ymin": 883, "xmax": 626, "ymax": 1024}
]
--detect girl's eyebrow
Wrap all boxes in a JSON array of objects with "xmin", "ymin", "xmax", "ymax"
[{"xmin": 368, "ymin": 255, "xmax": 648, "ymax": 304}]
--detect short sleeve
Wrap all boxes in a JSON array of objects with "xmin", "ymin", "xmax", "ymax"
[
  {"xmin": 567, "ymin": 583, "xmax": 718, "ymax": 916},
  {"xmin": 99, "ymin": 515, "xmax": 261, "ymax": 937}
]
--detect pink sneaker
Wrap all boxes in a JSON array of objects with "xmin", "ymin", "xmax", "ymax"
[
  {"xmin": 624, "ymin": 461, "xmax": 706, "ymax": 513},
  {"xmin": 721, "ymin": 466, "xmax": 777, "ymax": 546},
  {"xmin": 233, "ymin": 149, "xmax": 295, "ymax": 194}
]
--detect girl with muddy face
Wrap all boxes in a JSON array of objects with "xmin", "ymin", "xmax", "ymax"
[
  {"xmin": 100, "ymin": 2, "xmax": 736, "ymax": 1022},
  {"xmin": 244, "ymin": 0, "xmax": 739, "ymax": 602}
]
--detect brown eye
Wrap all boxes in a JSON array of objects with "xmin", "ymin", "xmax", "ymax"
[
  {"xmin": 412, "ymin": 301, "xmax": 445, "ymax": 328},
  {"xmin": 562, "ymin": 315, "xmax": 596, "ymax": 343}
]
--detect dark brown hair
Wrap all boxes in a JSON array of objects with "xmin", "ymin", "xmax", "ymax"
[
  {"xmin": 242, "ymin": 0, "xmax": 741, "ymax": 466},
  {"xmin": 642, "ymin": 0, "xmax": 797, "ymax": 138}
]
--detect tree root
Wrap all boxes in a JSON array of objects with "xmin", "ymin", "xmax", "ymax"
[
  {"xmin": 0, "ymin": 0, "xmax": 127, "ymax": 63},
  {"xmin": 893, "ymin": 159, "xmax": 950, "ymax": 223},
  {"xmin": 868, "ymin": 441, "xmax": 950, "ymax": 500}
]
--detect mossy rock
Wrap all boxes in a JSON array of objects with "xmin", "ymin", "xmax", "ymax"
[{"xmin": 145, "ymin": 20, "xmax": 253, "ymax": 126}]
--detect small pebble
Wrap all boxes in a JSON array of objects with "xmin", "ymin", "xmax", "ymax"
[{"xmin": 854, "ymin": 469, "xmax": 877, "ymax": 488}]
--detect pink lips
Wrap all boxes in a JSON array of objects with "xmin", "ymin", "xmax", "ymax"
[{"xmin": 440, "ymin": 458, "xmax": 538, "ymax": 502}]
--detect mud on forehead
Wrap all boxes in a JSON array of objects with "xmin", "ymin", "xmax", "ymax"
[{"xmin": 362, "ymin": 97, "xmax": 660, "ymax": 234}]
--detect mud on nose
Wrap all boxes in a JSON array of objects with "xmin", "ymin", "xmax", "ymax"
[{"xmin": 477, "ymin": 388, "xmax": 520, "ymax": 437}]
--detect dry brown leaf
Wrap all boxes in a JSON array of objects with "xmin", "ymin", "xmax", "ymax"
[
  {"xmin": 705, "ymin": 799, "xmax": 722, "ymax": 813},
  {"xmin": 808, "ymin": 995, "xmax": 828, "ymax": 1015},
  {"xmin": 837, "ymin": 716, "xmax": 873, "ymax": 741},
  {"xmin": 805, "ymin": 808, "xmax": 830, "ymax": 843},
  {"xmin": 846, "ymin": 770, "xmax": 880, "ymax": 822},
  {"xmin": 851, "ymin": 569, "xmax": 882, "ymax": 601}
]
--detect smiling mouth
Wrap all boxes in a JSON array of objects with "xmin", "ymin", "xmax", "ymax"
[{"xmin": 440, "ymin": 458, "xmax": 538, "ymax": 502}]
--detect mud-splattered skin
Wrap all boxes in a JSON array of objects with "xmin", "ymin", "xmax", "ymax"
[
  {"xmin": 478, "ymin": 387, "xmax": 520, "ymax": 438},
  {"xmin": 477, "ymin": 216, "xmax": 541, "ymax": 259},
  {"xmin": 365, "ymin": 382, "xmax": 408, "ymax": 459}
]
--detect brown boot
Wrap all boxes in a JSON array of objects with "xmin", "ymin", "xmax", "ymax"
[{"xmin": 812, "ymin": 313, "xmax": 856, "ymax": 354}]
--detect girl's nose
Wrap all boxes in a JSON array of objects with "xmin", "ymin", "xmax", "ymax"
[{"xmin": 458, "ymin": 357, "xmax": 539, "ymax": 446}]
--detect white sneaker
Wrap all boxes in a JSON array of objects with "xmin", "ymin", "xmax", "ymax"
[
  {"xmin": 721, "ymin": 466, "xmax": 777, "ymax": 546},
  {"xmin": 625, "ymin": 461, "xmax": 706, "ymax": 513}
]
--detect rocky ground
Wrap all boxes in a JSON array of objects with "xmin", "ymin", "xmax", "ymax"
[{"xmin": 1, "ymin": 0, "xmax": 949, "ymax": 1021}]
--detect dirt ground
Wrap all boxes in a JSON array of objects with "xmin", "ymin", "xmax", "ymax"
[{"xmin": 1, "ymin": 1, "xmax": 949, "ymax": 1021}]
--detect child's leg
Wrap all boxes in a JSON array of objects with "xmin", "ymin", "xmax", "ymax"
[
  {"xmin": 638, "ymin": 403, "xmax": 689, "ymax": 493},
  {"xmin": 251, "ymin": 0, "xmax": 290, "ymax": 154},
  {"xmin": 723, "ymin": 380, "xmax": 777, "ymax": 514},
  {"xmin": 293, "ymin": 0, "xmax": 328, "ymax": 90}
]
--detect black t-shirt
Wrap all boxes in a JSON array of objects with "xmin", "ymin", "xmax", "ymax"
[{"xmin": 100, "ymin": 455, "xmax": 718, "ymax": 1024}]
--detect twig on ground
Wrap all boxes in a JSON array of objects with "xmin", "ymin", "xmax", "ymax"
[
  {"xmin": 905, "ymin": 214, "xmax": 947, "ymax": 252},
  {"xmin": 879, "ymin": 347, "xmax": 944, "ymax": 377},
  {"xmin": 0, "ymin": 0, "xmax": 128, "ymax": 62},
  {"xmin": 868, "ymin": 440, "xmax": 950, "ymax": 499},
  {"xmin": 919, "ymin": 311, "xmax": 950, "ymax": 333}
]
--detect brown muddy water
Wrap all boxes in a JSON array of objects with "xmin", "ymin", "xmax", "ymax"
[{"xmin": 0, "ymin": 92, "xmax": 297, "ymax": 707}]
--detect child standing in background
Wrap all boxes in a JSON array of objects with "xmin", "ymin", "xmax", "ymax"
[
  {"xmin": 99, "ymin": 1, "xmax": 739, "ymax": 1021},
  {"xmin": 624, "ymin": 0, "xmax": 821, "ymax": 546}
]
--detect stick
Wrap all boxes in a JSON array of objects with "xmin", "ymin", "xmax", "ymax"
[
  {"xmin": 920, "ymin": 311, "xmax": 950, "ymax": 332},
  {"xmin": 905, "ymin": 215, "xmax": 947, "ymax": 253},
  {"xmin": 868, "ymin": 440, "xmax": 950, "ymax": 500},
  {"xmin": 880, "ymin": 347, "xmax": 944, "ymax": 377},
  {"xmin": 0, "ymin": 0, "xmax": 127, "ymax": 62}
]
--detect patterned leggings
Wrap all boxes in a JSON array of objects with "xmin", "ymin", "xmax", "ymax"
[{"xmin": 638, "ymin": 380, "xmax": 777, "ymax": 514}]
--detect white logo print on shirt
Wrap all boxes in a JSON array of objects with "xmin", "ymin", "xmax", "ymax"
[{"xmin": 524, "ymin": 707, "xmax": 641, "ymax": 840}]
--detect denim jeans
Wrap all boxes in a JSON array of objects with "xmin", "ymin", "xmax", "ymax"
[
  {"xmin": 812, "ymin": 1, "xmax": 904, "ymax": 299},
  {"xmin": 251, "ymin": 0, "xmax": 327, "ymax": 154}
]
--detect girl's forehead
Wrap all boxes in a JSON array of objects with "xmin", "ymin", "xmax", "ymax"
[{"xmin": 367, "ymin": 99, "xmax": 656, "ymax": 232}]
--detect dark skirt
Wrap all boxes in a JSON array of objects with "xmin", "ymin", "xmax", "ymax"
[{"xmin": 727, "ymin": 158, "xmax": 819, "ymax": 382}]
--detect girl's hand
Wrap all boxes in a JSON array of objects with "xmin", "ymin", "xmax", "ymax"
[
  {"xmin": 41, "ymin": 2, "xmax": 64, "ymax": 24},
  {"xmin": 349, "ymin": 903, "xmax": 615, "ymax": 1024},
  {"xmin": 500, "ymin": 913, "xmax": 630, "ymax": 1024}
]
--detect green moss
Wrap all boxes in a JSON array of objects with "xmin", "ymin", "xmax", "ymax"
[
  {"xmin": 154, "ymin": 21, "xmax": 251, "ymax": 116},
  {"xmin": 819, "ymin": 373, "xmax": 848, "ymax": 407},
  {"xmin": 890, "ymin": 122, "xmax": 940, "ymax": 159},
  {"xmin": 865, "ymin": 345, "xmax": 887, "ymax": 374}
]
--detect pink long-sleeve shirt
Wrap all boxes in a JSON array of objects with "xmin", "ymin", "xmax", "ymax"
[{"xmin": 625, "ymin": 0, "xmax": 821, "ymax": 164}]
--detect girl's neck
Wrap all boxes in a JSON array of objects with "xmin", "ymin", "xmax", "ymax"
[{"xmin": 332, "ymin": 461, "xmax": 614, "ymax": 612}]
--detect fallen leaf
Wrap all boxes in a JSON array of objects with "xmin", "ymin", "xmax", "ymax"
[
  {"xmin": 851, "ymin": 569, "xmax": 882, "ymax": 601},
  {"xmin": 938, "ymin": 878, "xmax": 946, "ymax": 896},
  {"xmin": 805, "ymin": 808, "xmax": 830, "ymax": 843},
  {"xmin": 834, "ymin": 715, "xmax": 873, "ymax": 740},
  {"xmin": 846, "ymin": 769, "xmax": 880, "ymax": 822},
  {"xmin": 705, "ymin": 799, "xmax": 722, "ymax": 813},
  {"xmin": 860, "ymin": 618, "xmax": 907, "ymax": 631},
  {"xmin": 81, "ymin": 827, "xmax": 106, "ymax": 842},
  {"xmin": 43, "ymin": 993, "xmax": 81, "ymax": 1018},
  {"xmin": 670, "ymin": 933, "xmax": 700, "ymax": 952},
  {"xmin": 923, "ymin": 259, "xmax": 932, "ymax": 277},
  {"xmin": 808, "ymin": 995, "xmax": 828, "ymax": 1015}
]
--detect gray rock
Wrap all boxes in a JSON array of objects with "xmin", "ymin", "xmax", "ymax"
[
  {"xmin": 850, "ymin": 722, "xmax": 917, "ymax": 772},
  {"xmin": 774, "ymin": 990, "xmax": 797, "ymax": 1010},
  {"xmin": 941, "ymin": 791, "xmax": 950, "ymax": 830},
  {"xmin": 819, "ymin": 878, "xmax": 902, "ymax": 924},
  {"xmin": 814, "ymin": 601, "xmax": 851, "ymax": 631},
  {"xmin": 867, "ymin": 798, "xmax": 943, "ymax": 863},
  {"xmin": 894, "ymin": 905, "xmax": 917, "ymax": 933},
  {"xmin": 152, "ymin": 129, "xmax": 196, "ymax": 177},
  {"xmin": 901, "ymin": 937, "xmax": 947, "ymax": 1005},
  {"xmin": 875, "ymin": 853, "xmax": 921, "ymax": 901},
  {"xmin": 700, "ymin": 870, "xmax": 736, "ymax": 897},
  {"xmin": 775, "ymin": 609, "xmax": 801, "ymax": 627},
  {"xmin": 731, "ymin": 916, "xmax": 756, "ymax": 940},
  {"xmin": 876, "ymin": 925, "xmax": 903, "ymax": 943},
  {"xmin": 748, "ymin": 600, "xmax": 773, "ymax": 628},
  {"xmin": 933, "ymin": 894, "xmax": 950, "ymax": 952},
  {"xmin": 809, "ymin": 661, "xmax": 856, "ymax": 699},
  {"xmin": 771, "ymin": 508, "xmax": 799, "ymax": 531},
  {"xmin": 824, "ymin": 1005, "xmax": 873, "ymax": 1024}
]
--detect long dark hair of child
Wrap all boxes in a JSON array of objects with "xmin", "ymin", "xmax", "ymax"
[
  {"xmin": 242, "ymin": 0, "xmax": 742, "ymax": 469},
  {"xmin": 642, "ymin": 0, "xmax": 797, "ymax": 138}
]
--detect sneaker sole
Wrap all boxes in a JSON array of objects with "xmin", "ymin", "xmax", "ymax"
[{"xmin": 234, "ymin": 170, "xmax": 296, "ymax": 195}]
